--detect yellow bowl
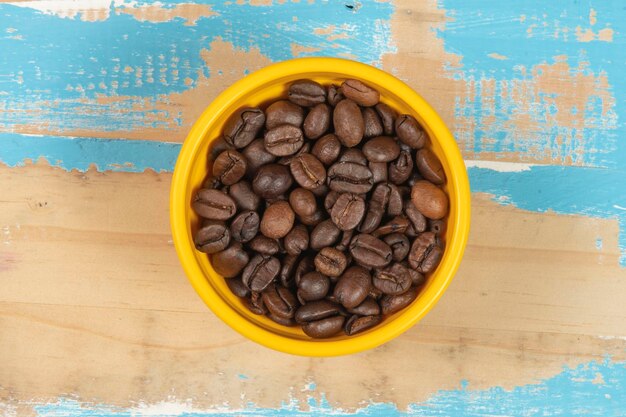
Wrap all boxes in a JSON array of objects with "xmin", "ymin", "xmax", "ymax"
[{"xmin": 170, "ymin": 57, "xmax": 470, "ymax": 356}]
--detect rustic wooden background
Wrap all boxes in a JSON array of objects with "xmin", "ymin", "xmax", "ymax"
[{"xmin": 1, "ymin": 0, "xmax": 625, "ymax": 415}]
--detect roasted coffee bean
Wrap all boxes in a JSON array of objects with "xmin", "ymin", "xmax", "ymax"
[
  {"xmin": 359, "ymin": 183, "xmax": 391, "ymax": 233},
  {"xmin": 311, "ymin": 133, "xmax": 341, "ymax": 166},
  {"xmin": 395, "ymin": 114, "xmax": 426, "ymax": 149},
  {"xmin": 310, "ymin": 219, "xmax": 341, "ymax": 250},
  {"xmin": 212, "ymin": 149, "xmax": 247, "ymax": 185},
  {"xmin": 341, "ymin": 79, "xmax": 380, "ymax": 107},
  {"xmin": 333, "ymin": 265, "xmax": 371, "ymax": 309},
  {"xmin": 330, "ymin": 193, "xmax": 365, "ymax": 231},
  {"xmin": 372, "ymin": 215, "xmax": 410, "ymax": 238},
  {"xmin": 280, "ymin": 254, "xmax": 300, "ymax": 288},
  {"xmin": 404, "ymin": 199, "xmax": 428, "ymax": 233},
  {"xmin": 411, "ymin": 180, "xmax": 449, "ymax": 219},
  {"xmin": 407, "ymin": 171, "xmax": 423, "ymax": 187},
  {"xmin": 349, "ymin": 234, "xmax": 392, "ymax": 268},
  {"xmin": 416, "ymin": 148, "xmax": 445, "ymax": 185},
  {"xmin": 380, "ymin": 288, "xmax": 418, "ymax": 315},
  {"xmin": 228, "ymin": 181, "xmax": 260, "ymax": 211},
  {"xmin": 362, "ymin": 107, "xmax": 383, "ymax": 138},
  {"xmin": 339, "ymin": 148, "xmax": 368, "ymax": 166},
  {"xmin": 294, "ymin": 255, "xmax": 316, "ymax": 287},
  {"xmin": 362, "ymin": 136, "xmax": 400, "ymax": 163},
  {"xmin": 242, "ymin": 254, "xmax": 280, "ymax": 292},
  {"xmin": 310, "ymin": 182, "xmax": 329, "ymax": 198},
  {"xmin": 369, "ymin": 286, "xmax": 384, "ymax": 300},
  {"xmin": 384, "ymin": 233, "xmax": 410, "ymax": 262},
  {"xmin": 212, "ymin": 242, "xmax": 249, "ymax": 278},
  {"xmin": 209, "ymin": 136, "xmax": 232, "ymax": 161},
  {"xmin": 264, "ymin": 124, "xmax": 304, "ymax": 156},
  {"xmin": 245, "ymin": 292, "xmax": 267, "ymax": 315},
  {"xmin": 289, "ymin": 153, "xmax": 326, "ymax": 189},
  {"xmin": 299, "ymin": 209, "xmax": 325, "ymax": 226},
  {"xmin": 336, "ymin": 229, "xmax": 354, "ymax": 252},
  {"xmin": 262, "ymin": 283, "xmax": 298, "ymax": 319},
  {"xmin": 230, "ymin": 210, "xmax": 260, "ymax": 243},
  {"xmin": 284, "ymin": 224, "xmax": 309, "ymax": 256},
  {"xmin": 408, "ymin": 231, "xmax": 443, "ymax": 273},
  {"xmin": 252, "ymin": 164, "xmax": 293, "ymax": 199},
  {"xmin": 304, "ymin": 103, "xmax": 331, "ymax": 139},
  {"xmin": 387, "ymin": 184, "xmax": 404, "ymax": 216},
  {"xmin": 261, "ymin": 201, "xmax": 295, "ymax": 239},
  {"xmin": 344, "ymin": 314, "xmax": 382, "ymax": 335},
  {"xmin": 278, "ymin": 142, "xmax": 311, "ymax": 166},
  {"xmin": 315, "ymin": 247, "xmax": 348, "ymax": 277},
  {"xmin": 334, "ymin": 99, "xmax": 364, "ymax": 147},
  {"xmin": 194, "ymin": 220, "xmax": 231, "ymax": 254},
  {"xmin": 223, "ymin": 108, "xmax": 265, "ymax": 149},
  {"xmin": 327, "ymin": 84, "xmax": 344, "ymax": 106},
  {"xmin": 226, "ymin": 276, "xmax": 250, "ymax": 298},
  {"xmin": 242, "ymin": 138, "xmax": 277, "ymax": 178},
  {"xmin": 248, "ymin": 235, "xmax": 281, "ymax": 255},
  {"xmin": 302, "ymin": 316, "xmax": 345, "ymax": 338},
  {"xmin": 295, "ymin": 299, "xmax": 342, "ymax": 323},
  {"xmin": 369, "ymin": 161, "xmax": 388, "ymax": 184},
  {"xmin": 429, "ymin": 219, "xmax": 445, "ymax": 235},
  {"xmin": 375, "ymin": 102, "xmax": 397, "ymax": 136},
  {"xmin": 373, "ymin": 263, "xmax": 412, "ymax": 295},
  {"xmin": 265, "ymin": 100, "xmax": 304, "ymax": 130},
  {"xmin": 289, "ymin": 80, "xmax": 326, "ymax": 107},
  {"xmin": 324, "ymin": 190, "xmax": 341, "ymax": 213},
  {"xmin": 192, "ymin": 189, "xmax": 237, "ymax": 220},
  {"xmin": 347, "ymin": 297, "xmax": 380, "ymax": 316},
  {"xmin": 268, "ymin": 314, "xmax": 296, "ymax": 327},
  {"xmin": 297, "ymin": 271, "xmax": 330, "ymax": 303},
  {"xmin": 405, "ymin": 264, "xmax": 425, "ymax": 286},
  {"xmin": 289, "ymin": 187, "xmax": 317, "ymax": 217},
  {"xmin": 202, "ymin": 176, "xmax": 222, "ymax": 190},
  {"xmin": 327, "ymin": 162, "xmax": 373, "ymax": 194},
  {"xmin": 389, "ymin": 147, "xmax": 414, "ymax": 185}
]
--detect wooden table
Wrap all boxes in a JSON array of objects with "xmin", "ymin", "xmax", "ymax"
[{"xmin": 1, "ymin": 1, "xmax": 625, "ymax": 415}]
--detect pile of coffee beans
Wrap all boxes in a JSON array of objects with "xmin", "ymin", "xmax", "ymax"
[{"xmin": 192, "ymin": 78, "xmax": 448, "ymax": 338}]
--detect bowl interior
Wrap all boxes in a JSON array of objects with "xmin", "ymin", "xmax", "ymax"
[{"xmin": 173, "ymin": 59, "xmax": 469, "ymax": 355}]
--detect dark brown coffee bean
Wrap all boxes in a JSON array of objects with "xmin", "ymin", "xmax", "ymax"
[
  {"xmin": 299, "ymin": 209, "xmax": 325, "ymax": 226},
  {"xmin": 369, "ymin": 161, "xmax": 388, "ymax": 184},
  {"xmin": 288, "ymin": 80, "xmax": 326, "ymax": 107},
  {"xmin": 278, "ymin": 142, "xmax": 311, "ymax": 166},
  {"xmin": 384, "ymin": 233, "xmax": 410, "ymax": 262},
  {"xmin": 212, "ymin": 149, "xmax": 247, "ymax": 185},
  {"xmin": 280, "ymin": 254, "xmax": 300, "ymax": 288},
  {"xmin": 395, "ymin": 114, "xmax": 426, "ymax": 149},
  {"xmin": 294, "ymin": 255, "xmax": 316, "ymax": 287},
  {"xmin": 284, "ymin": 224, "xmax": 309, "ymax": 256},
  {"xmin": 372, "ymin": 215, "xmax": 410, "ymax": 237},
  {"xmin": 333, "ymin": 265, "xmax": 371, "ymax": 309},
  {"xmin": 228, "ymin": 181, "xmax": 260, "ymax": 212},
  {"xmin": 408, "ymin": 231, "xmax": 443, "ymax": 273},
  {"xmin": 381, "ymin": 287, "xmax": 418, "ymax": 315},
  {"xmin": 362, "ymin": 136, "xmax": 400, "ymax": 163},
  {"xmin": 223, "ymin": 108, "xmax": 265, "ymax": 149},
  {"xmin": 330, "ymin": 193, "xmax": 365, "ymax": 231},
  {"xmin": 411, "ymin": 180, "xmax": 449, "ymax": 219},
  {"xmin": 362, "ymin": 107, "xmax": 383, "ymax": 138},
  {"xmin": 295, "ymin": 299, "xmax": 342, "ymax": 323},
  {"xmin": 289, "ymin": 153, "xmax": 326, "ymax": 190},
  {"xmin": 336, "ymin": 229, "xmax": 354, "ymax": 252},
  {"xmin": 404, "ymin": 264, "xmax": 425, "ymax": 286},
  {"xmin": 404, "ymin": 199, "xmax": 428, "ymax": 233},
  {"xmin": 302, "ymin": 316, "xmax": 345, "ymax": 338},
  {"xmin": 311, "ymin": 133, "xmax": 341, "ymax": 166},
  {"xmin": 387, "ymin": 184, "xmax": 404, "ymax": 216},
  {"xmin": 225, "ymin": 276, "xmax": 250, "ymax": 298},
  {"xmin": 347, "ymin": 297, "xmax": 380, "ymax": 316},
  {"xmin": 344, "ymin": 314, "xmax": 382, "ymax": 335},
  {"xmin": 242, "ymin": 254, "xmax": 280, "ymax": 292},
  {"xmin": 429, "ymin": 219, "xmax": 445, "ymax": 235},
  {"xmin": 303, "ymin": 103, "xmax": 331, "ymax": 139},
  {"xmin": 268, "ymin": 314, "xmax": 296, "ymax": 327},
  {"xmin": 248, "ymin": 235, "xmax": 281, "ymax": 255},
  {"xmin": 339, "ymin": 148, "xmax": 368, "ymax": 166},
  {"xmin": 264, "ymin": 124, "xmax": 304, "ymax": 156},
  {"xmin": 375, "ymin": 102, "xmax": 397, "ymax": 136},
  {"xmin": 416, "ymin": 148, "xmax": 446, "ymax": 185},
  {"xmin": 230, "ymin": 211, "xmax": 260, "ymax": 243},
  {"xmin": 314, "ymin": 247, "xmax": 348, "ymax": 277},
  {"xmin": 192, "ymin": 189, "xmax": 237, "ymax": 220},
  {"xmin": 324, "ymin": 190, "xmax": 341, "ymax": 213},
  {"xmin": 252, "ymin": 164, "xmax": 293, "ymax": 199},
  {"xmin": 245, "ymin": 292, "xmax": 267, "ymax": 315},
  {"xmin": 261, "ymin": 201, "xmax": 295, "ymax": 239},
  {"xmin": 310, "ymin": 219, "xmax": 341, "ymax": 250},
  {"xmin": 265, "ymin": 100, "xmax": 304, "ymax": 130},
  {"xmin": 262, "ymin": 283, "xmax": 298, "ymax": 319},
  {"xmin": 327, "ymin": 162, "xmax": 373, "ymax": 194},
  {"xmin": 341, "ymin": 79, "xmax": 380, "ymax": 107},
  {"xmin": 334, "ymin": 99, "xmax": 364, "ymax": 147},
  {"xmin": 208, "ymin": 136, "xmax": 232, "ymax": 161},
  {"xmin": 349, "ymin": 234, "xmax": 392, "ymax": 268},
  {"xmin": 297, "ymin": 271, "xmax": 330, "ymax": 303},
  {"xmin": 373, "ymin": 263, "xmax": 412, "ymax": 295},
  {"xmin": 242, "ymin": 138, "xmax": 277, "ymax": 178},
  {"xmin": 212, "ymin": 242, "xmax": 249, "ymax": 278},
  {"xmin": 310, "ymin": 182, "xmax": 329, "ymax": 198},
  {"xmin": 194, "ymin": 220, "xmax": 230, "ymax": 254},
  {"xmin": 369, "ymin": 286, "xmax": 383, "ymax": 300},
  {"xmin": 202, "ymin": 176, "xmax": 222, "ymax": 190},
  {"xmin": 358, "ymin": 183, "xmax": 391, "ymax": 233},
  {"xmin": 327, "ymin": 84, "xmax": 344, "ymax": 106},
  {"xmin": 389, "ymin": 147, "xmax": 414, "ymax": 185},
  {"xmin": 289, "ymin": 188, "xmax": 317, "ymax": 217}
]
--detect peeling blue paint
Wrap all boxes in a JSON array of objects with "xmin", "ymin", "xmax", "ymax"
[{"xmin": 30, "ymin": 359, "xmax": 626, "ymax": 416}]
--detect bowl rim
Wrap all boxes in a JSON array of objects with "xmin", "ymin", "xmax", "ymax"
[{"xmin": 170, "ymin": 57, "xmax": 471, "ymax": 356}]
